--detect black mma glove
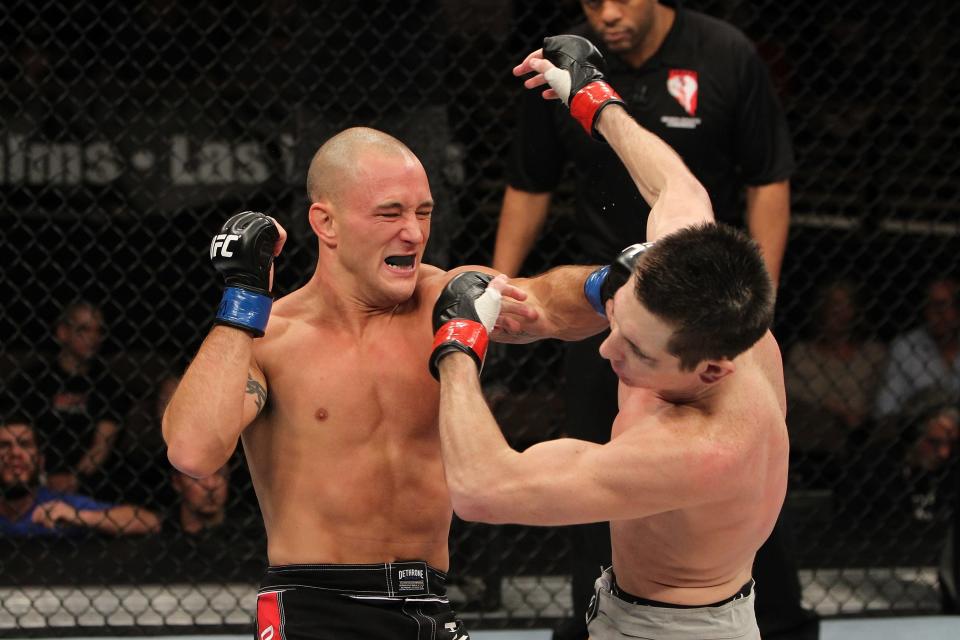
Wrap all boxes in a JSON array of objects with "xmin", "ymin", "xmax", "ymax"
[
  {"xmin": 542, "ymin": 34, "xmax": 627, "ymax": 140},
  {"xmin": 210, "ymin": 211, "xmax": 279, "ymax": 337},
  {"xmin": 430, "ymin": 272, "xmax": 501, "ymax": 380},
  {"xmin": 583, "ymin": 243, "xmax": 654, "ymax": 317}
]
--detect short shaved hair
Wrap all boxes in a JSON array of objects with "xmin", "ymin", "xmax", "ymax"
[{"xmin": 305, "ymin": 127, "xmax": 415, "ymax": 205}]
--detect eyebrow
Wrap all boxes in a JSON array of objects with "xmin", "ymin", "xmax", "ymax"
[
  {"xmin": 625, "ymin": 337, "xmax": 655, "ymax": 362},
  {"xmin": 375, "ymin": 200, "xmax": 434, "ymax": 210}
]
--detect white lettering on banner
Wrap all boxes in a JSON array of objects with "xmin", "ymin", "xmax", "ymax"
[
  {"xmin": 237, "ymin": 142, "xmax": 270, "ymax": 183},
  {"xmin": 0, "ymin": 132, "xmax": 283, "ymax": 187},
  {"xmin": 171, "ymin": 135, "xmax": 270, "ymax": 185},
  {"xmin": 0, "ymin": 135, "xmax": 124, "ymax": 185},
  {"xmin": 85, "ymin": 142, "xmax": 123, "ymax": 184},
  {"xmin": 260, "ymin": 625, "xmax": 275, "ymax": 640},
  {"xmin": 210, "ymin": 233, "xmax": 241, "ymax": 259}
]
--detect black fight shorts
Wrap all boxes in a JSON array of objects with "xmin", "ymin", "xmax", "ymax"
[{"xmin": 255, "ymin": 561, "xmax": 470, "ymax": 640}]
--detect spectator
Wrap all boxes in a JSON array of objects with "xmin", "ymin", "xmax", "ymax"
[
  {"xmin": 784, "ymin": 279, "xmax": 887, "ymax": 478},
  {"xmin": 168, "ymin": 464, "xmax": 229, "ymax": 536},
  {"xmin": 900, "ymin": 396, "xmax": 959, "ymax": 523},
  {"xmin": 111, "ymin": 374, "xmax": 180, "ymax": 509},
  {"xmin": 875, "ymin": 277, "xmax": 960, "ymax": 420},
  {"xmin": 837, "ymin": 389, "xmax": 958, "ymax": 608},
  {"xmin": 0, "ymin": 417, "xmax": 160, "ymax": 537},
  {"xmin": 844, "ymin": 388, "xmax": 957, "ymax": 526},
  {"xmin": 7, "ymin": 301, "xmax": 126, "ymax": 496},
  {"xmin": 493, "ymin": 2, "xmax": 796, "ymax": 636}
]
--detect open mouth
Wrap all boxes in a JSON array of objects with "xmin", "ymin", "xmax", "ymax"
[{"xmin": 384, "ymin": 255, "xmax": 416, "ymax": 271}]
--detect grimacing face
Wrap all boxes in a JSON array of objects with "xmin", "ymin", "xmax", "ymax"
[
  {"xmin": 598, "ymin": 279, "xmax": 687, "ymax": 389},
  {"xmin": 332, "ymin": 150, "xmax": 433, "ymax": 307}
]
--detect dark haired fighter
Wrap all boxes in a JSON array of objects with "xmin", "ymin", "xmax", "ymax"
[{"xmin": 433, "ymin": 36, "xmax": 787, "ymax": 640}]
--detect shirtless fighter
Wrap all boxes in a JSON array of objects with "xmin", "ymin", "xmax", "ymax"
[
  {"xmin": 162, "ymin": 127, "xmax": 608, "ymax": 639},
  {"xmin": 432, "ymin": 37, "xmax": 788, "ymax": 640}
]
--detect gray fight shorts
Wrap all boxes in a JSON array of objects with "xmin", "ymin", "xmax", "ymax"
[{"xmin": 586, "ymin": 567, "xmax": 760, "ymax": 640}]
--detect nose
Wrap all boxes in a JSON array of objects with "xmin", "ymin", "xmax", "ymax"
[
  {"xmin": 598, "ymin": 332, "xmax": 617, "ymax": 361},
  {"xmin": 398, "ymin": 214, "xmax": 425, "ymax": 245},
  {"xmin": 599, "ymin": 1, "xmax": 622, "ymax": 24}
]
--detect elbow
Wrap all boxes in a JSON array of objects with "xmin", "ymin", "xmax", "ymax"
[
  {"xmin": 166, "ymin": 446, "xmax": 223, "ymax": 479},
  {"xmin": 448, "ymin": 475, "xmax": 509, "ymax": 525},
  {"xmin": 163, "ymin": 414, "xmax": 228, "ymax": 478},
  {"xmin": 165, "ymin": 434, "xmax": 223, "ymax": 479},
  {"xmin": 673, "ymin": 174, "xmax": 713, "ymax": 223},
  {"xmin": 451, "ymin": 493, "xmax": 502, "ymax": 525}
]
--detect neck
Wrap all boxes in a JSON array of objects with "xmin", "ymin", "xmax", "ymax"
[
  {"xmin": 622, "ymin": 4, "xmax": 676, "ymax": 68},
  {"xmin": 657, "ymin": 377, "xmax": 724, "ymax": 408},
  {"xmin": 179, "ymin": 505, "xmax": 225, "ymax": 534},
  {"xmin": 307, "ymin": 262, "xmax": 414, "ymax": 330}
]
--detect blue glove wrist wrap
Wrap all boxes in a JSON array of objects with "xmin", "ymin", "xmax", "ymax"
[
  {"xmin": 583, "ymin": 265, "xmax": 610, "ymax": 317},
  {"xmin": 216, "ymin": 287, "xmax": 272, "ymax": 336}
]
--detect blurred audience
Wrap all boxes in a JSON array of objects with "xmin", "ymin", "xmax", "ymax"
[
  {"xmin": 899, "ymin": 395, "xmax": 959, "ymax": 523},
  {"xmin": 875, "ymin": 277, "xmax": 960, "ymax": 420},
  {"xmin": 784, "ymin": 279, "xmax": 887, "ymax": 482},
  {"xmin": 167, "ymin": 464, "xmax": 229, "ymax": 536},
  {"xmin": 0, "ymin": 417, "xmax": 160, "ymax": 537},
  {"xmin": 843, "ymin": 388, "xmax": 958, "ymax": 526},
  {"xmin": 8, "ymin": 301, "xmax": 127, "ymax": 497}
]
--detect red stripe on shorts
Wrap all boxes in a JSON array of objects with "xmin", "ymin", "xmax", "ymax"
[{"xmin": 256, "ymin": 591, "xmax": 284, "ymax": 640}]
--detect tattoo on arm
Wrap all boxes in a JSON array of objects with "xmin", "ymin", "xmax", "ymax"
[{"xmin": 246, "ymin": 375, "xmax": 267, "ymax": 414}]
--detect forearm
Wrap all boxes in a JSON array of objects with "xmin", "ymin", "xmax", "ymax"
[
  {"xmin": 438, "ymin": 354, "xmax": 520, "ymax": 521},
  {"xmin": 492, "ymin": 187, "xmax": 552, "ymax": 277},
  {"xmin": 76, "ymin": 420, "xmax": 119, "ymax": 474},
  {"xmin": 79, "ymin": 506, "xmax": 161, "ymax": 535},
  {"xmin": 163, "ymin": 326, "xmax": 254, "ymax": 476},
  {"xmin": 595, "ymin": 106, "xmax": 713, "ymax": 241},
  {"xmin": 746, "ymin": 181, "xmax": 790, "ymax": 287},
  {"xmin": 512, "ymin": 265, "xmax": 608, "ymax": 341}
]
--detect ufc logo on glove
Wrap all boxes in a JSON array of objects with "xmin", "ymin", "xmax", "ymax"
[{"xmin": 210, "ymin": 233, "xmax": 241, "ymax": 259}]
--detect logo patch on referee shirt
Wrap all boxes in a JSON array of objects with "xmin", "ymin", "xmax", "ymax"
[
  {"xmin": 398, "ymin": 568, "xmax": 426, "ymax": 591},
  {"xmin": 667, "ymin": 70, "xmax": 698, "ymax": 116}
]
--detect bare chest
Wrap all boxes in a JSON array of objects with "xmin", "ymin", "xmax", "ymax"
[{"xmin": 259, "ymin": 319, "xmax": 440, "ymax": 443}]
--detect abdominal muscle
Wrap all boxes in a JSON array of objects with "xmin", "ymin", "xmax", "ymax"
[
  {"xmin": 610, "ymin": 507, "xmax": 761, "ymax": 605},
  {"xmin": 241, "ymin": 405, "xmax": 454, "ymax": 569}
]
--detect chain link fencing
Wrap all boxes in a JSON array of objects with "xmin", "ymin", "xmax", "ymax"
[{"xmin": 1, "ymin": 0, "xmax": 958, "ymax": 633}]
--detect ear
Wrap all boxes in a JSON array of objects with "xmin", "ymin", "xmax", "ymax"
[
  {"xmin": 55, "ymin": 324, "xmax": 69, "ymax": 344},
  {"xmin": 697, "ymin": 359, "xmax": 734, "ymax": 385},
  {"xmin": 308, "ymin": 201, "xmax": 337, "ymax": 248}
]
